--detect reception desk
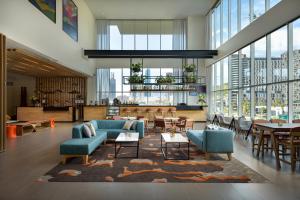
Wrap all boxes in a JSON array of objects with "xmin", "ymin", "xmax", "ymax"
[{"xmin": 17, "ymin": 107, "xmax": 74, "ymax": 122}]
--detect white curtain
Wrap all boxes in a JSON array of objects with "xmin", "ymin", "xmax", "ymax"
[
  {"xmin": 96, "ymin": 68, "xmax": 110, "ymax": 101},
  {"xmin": 172, "ymin": 20, "xmax": 187, "ymax": 50},
  {"xmin": 97, "ymin": 20, "xmax": 110, "ymax": 50}
]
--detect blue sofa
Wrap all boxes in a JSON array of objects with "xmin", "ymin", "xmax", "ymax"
[
  {"xmin": 60, "ymin": 120, "xmax": 144, "ymax": 164},
  {"xmin": 187, "ymin": 127, "xmax": 234, "ymax": 160}
]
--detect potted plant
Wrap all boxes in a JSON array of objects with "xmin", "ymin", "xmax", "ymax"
[
  {"xmin": 183, "ymin": 64, "xmax": 196, "ymax": 73},
  {"xmin": 185, "ymin": 75, "xmax": 197, "ymax": 83},
  {"xmin": 130, "ymin": 63, "xmax": 143, "ymax": 73},
  {"xmin": 156, "ymin": 75, "xmax": 175, "ymax": 84},
  {"xmin": 128, "ymin": 74, "xmax": 144, "ymax": 84},
  {"xmin": 30, "ymin": 96, "xmax": 40, "ymax": 106},
  {"xmin": 198, "ymin": 94, "xmax": 207, "ymax": 106}
]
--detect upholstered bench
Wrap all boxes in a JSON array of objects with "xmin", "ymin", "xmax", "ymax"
[
  {"xmin": 60, "ymin": 132, "xmax": 107, "ymax": 164},
  {"xmin": 187, "ymin": 127, "xmax": 234, "ymax": 160}
]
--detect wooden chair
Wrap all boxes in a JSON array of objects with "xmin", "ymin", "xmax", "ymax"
[
  {"xmin": 270, "ymin": 119, "xmax": 287, "ymax": 124},
  {"xmin": 251, "ymin": 119, "xmax": 272, "ymax": 154},
  {"xmin": 154, "ymin": 118, "xmax": 173, "ymax": 132},
  {"xmin": 292, "ymin": 119, "xmax": 300, "ymax": 123},
  {"xmin": 167, "ymin": 108, "xmax": 176, "ymax": 117},
  {"xmin": 145, "ymin": 108, "xmax": 154, "ymax": 122},
  {"xmin": 122, "ymin": 108, "xmax": 131, "ymax": 117},
  {"xmin": 176, "ymin": 116, "xmax": 187, "ymax": 131},
  {"xmin": 277, "ymin": 127, "xmax": 300, "ymax": 171}
]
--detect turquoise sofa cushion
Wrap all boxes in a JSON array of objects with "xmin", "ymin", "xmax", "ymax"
[{"xmin": 60, "ymin": 133, "xmax": 107, "ymax": 155}]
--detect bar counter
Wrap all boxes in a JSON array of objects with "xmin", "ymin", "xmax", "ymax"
[
  {"xmin": 83, "ymin": 105, "xmax": 207, "ymax": 122},
  {"xmin": 17, "ymin": 107, "xmax": 75, "ymax": 122}
]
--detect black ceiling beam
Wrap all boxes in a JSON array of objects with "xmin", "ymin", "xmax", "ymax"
[{"xmin": 84, "ymin": 50, "xmax": 218, "ymax": 59}]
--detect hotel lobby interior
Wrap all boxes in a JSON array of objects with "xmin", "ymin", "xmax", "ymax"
[{"xmin": 1, "ymin": 0, "xmax": 300, "ymax": 199}]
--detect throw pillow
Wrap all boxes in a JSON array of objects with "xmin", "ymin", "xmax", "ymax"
[
  {"xmin": 86, "ymin": 123, "xmax": 96, "ymax": 136},
  {"xmin": 130, "ymin": 120, "xmax": 138, "ymax": 130},
  {"xmin": 82, "ymin": 124, "xmax": 92, "ymax": 138},
  {"xmin": 123, "ymin": 120, "xmax": 134, "ymax": 130}
]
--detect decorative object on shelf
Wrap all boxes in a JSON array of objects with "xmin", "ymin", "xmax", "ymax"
[
  {"xmin": 128, "ymin": 74, "xmax": 144, "ymax": 84},
  {"xmin": 130, "ymin": 63, "xmax": 143, "ymax": 73},
  {"xmin": 63, "ymin": 0, "xmax": 78, "ymax": 41},
  {"xmin": 113, "ymin": 98, "xmax": 121, "ymax": 106},
  {"xmin": 198, "ymin": 94, "xmax": 207, "ymax": 106},
  {"xmin": 183, "ymin": 64, "xmax": 196, "ymax": 73},
  {"xmin": 29, "ymin": 0, "xmax": 56, "ymax": 23},
  {"xmin": 30, "ymin": 95, "xmax": 40, "ymax": 107}
]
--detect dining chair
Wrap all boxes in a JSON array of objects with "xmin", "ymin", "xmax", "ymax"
[
  {"xmin": 292, "ymin": 119, "xmax": 300, "ymax": 123},
  {"xmin": 176, "ymin": 116, "xmax": 187, "ymax": 131},
  {"xmin": 251, "ymin": 119, "xmax": 272, "ymax": 154},
  {"xmin": 277, "ymin": 127, "xmax": 300, "ymax": 171},
  {"xmin": 270, "ymin": 119, "xmax": 287, "ymax": 124}
]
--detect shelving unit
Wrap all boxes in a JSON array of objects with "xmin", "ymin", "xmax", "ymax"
[{"xmin": 106, "ymin": 106, "xmax": 120, "ymax": 117}]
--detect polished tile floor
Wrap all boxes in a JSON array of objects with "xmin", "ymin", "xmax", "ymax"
[{"xmin": 0, "ymin": 123, "xmax": 300, "ymax": 200}]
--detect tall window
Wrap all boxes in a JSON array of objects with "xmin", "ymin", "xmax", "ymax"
[
  {"xmin": 241, "ymin": 0, "xmax": 250, "ymax": 29},
  {"xmin": 270, "ymin": 26, "xmax": 288, "ymax": 83},
  {"xmin": 230, "ymin": 0, "xmax": 238, "ymax": 37},
  {"xmin": 215, "ymin": 4, "xmax": 221, "ymax": 48},
  {"xmin": 241, "ymin": 46, "xmax": 251, "ymax": 86},
  {"xmin": 270, "ymin": 0, "xmax": 281, "ymax": 8},
  {"xmin": 253, "ymin": 0, "xmax": 265, "ymax": 20},
  {"xmin": 222, "ymin": 0, "xmax": 229, "ymax": 43},
  {"xmin": 254, "ymin": 37, "xmax": 267, "ymax": 85},
  {"xmin": 292, "ymin": 19, "xmax": 300, "ymax": 119},
  {"xmin": 97, "ymin": 20, "xmax": 186, "ymax": 50},
  {"xmin": 254, "ymin": 86, "xmax": 267, "ymax": 119}
]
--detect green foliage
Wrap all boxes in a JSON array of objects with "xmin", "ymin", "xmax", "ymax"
[
  {"xmin": 183, "ymin": 64, "xmax": 196, "ymax": 72},
  {"xmin": 128, "ymin": 74, "xmax": 144, "ymax": 84},
  {"xmin": 155, "ymin": 75, "xmax": 175, "ymax": 84},
  {"xmin": 185, "ymin": 75, "xmax": 197, "ymax": 83},
  {"xmin": 130, "ymin": 63, "xmax": 143, "ymax": 73}
]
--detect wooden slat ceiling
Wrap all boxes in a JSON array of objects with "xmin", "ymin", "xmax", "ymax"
[{"xmin": 6, "ymin": 48, "xmax": 86, "ymax": 77}]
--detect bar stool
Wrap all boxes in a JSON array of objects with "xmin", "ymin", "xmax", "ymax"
[
  {"xmin": 156, "ymin": 108, "xmax": 164, "ymax": 117},
  {"xmin": 167, "ymin": 108, "xmax": 176, "ymax": 117},
  {"xmin": 145, "ymin": 108, "xmax": 154, "ymax": 121},
  {"xmin": 122, "ymin": 108, "xmax": 131, "ymax": 117}
]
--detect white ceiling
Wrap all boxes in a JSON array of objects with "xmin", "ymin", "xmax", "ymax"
[{"xmin": 85, "ymin": 0, "xmax": 216, "ymax": 19}]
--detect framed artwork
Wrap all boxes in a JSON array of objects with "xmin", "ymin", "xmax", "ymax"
[
  {"xmin": 29, "ymin": 0, "xmax": 56, "ymax": 23},
  {"xmin": 63, "ymin": 0, "xmax": 78, "ymax": 42}
]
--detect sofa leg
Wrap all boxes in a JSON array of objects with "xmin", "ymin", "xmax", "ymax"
[
  {"xmin": 82, "ymin": 155, "xmax": 89, "ymax": 164},
  {"xmin": 227, "ymin": 153, "xmax": 232, "ymax": 161},
  {"xmin": 205, "ymin": 153, "xmax": 210, "ymax": 160}
]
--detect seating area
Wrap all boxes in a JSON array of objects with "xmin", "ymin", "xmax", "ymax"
[{"xmin": 1, "ymin": 0, "xmax": 300, "ymax": 199}]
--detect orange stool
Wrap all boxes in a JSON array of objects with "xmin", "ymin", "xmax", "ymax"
[
  {"xmin": 6, "ymin": 125, "xmax": 17, "ymax": 139},
  {"xmin": 50, "ymin": 118, "xmax": 55, "ymax": 128}
]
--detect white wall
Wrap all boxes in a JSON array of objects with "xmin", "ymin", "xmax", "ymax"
[
  {"xmin": 0, "ymin": 0, "xmax": 96, "ymax": 76},
  {"xmin": 6, "ymin": 73, "xmax": 35, "ymax": 117}
]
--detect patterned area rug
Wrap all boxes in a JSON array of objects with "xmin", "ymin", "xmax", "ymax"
[{"xmin": 40, "ymin": 133, "xmax": 268, "ymax": 183}]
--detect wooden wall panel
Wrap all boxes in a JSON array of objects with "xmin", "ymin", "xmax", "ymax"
[
  {"xmin": 36, "ymin": 77, "xmax": 86, "ymax": 107},
  {"xmin": 0, "ymin": 33, "xmax": 7, "ymax": 152}
]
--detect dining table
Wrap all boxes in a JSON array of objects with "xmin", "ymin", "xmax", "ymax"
[{"xmin": 254, "ymin": 123, "xmax": 300, "ymax": 170}]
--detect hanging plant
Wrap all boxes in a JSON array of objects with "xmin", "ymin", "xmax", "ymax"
[
  {"xmin": 185, "ymin": 75, "xmax": 197, "ymax": 83},
  {"xmin": 128, "ymin": 74, "xmax": 144, "ymax": 84},
  {"xmin": 130, "ymin": 63, "xmax": 143, "ymax": 73},
  {"xmin": 183, "ymin": 64, "xmax": 196, "ymax": 73},
  {"xmin": 155, "ymin": 75, "xmax": 175, "ymax": 84}
]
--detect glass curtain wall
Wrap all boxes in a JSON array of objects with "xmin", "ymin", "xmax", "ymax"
[
  {"xmin": 96, "ymin": 19, "xmax": 186, "ymax": 50},
  {"xmin": 209, "ymin": 0, "xmax": 281, "ymax": 49},
  {"xmin": 209, "ymin": 17, "xmax": 300, "ymax": 121}
]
